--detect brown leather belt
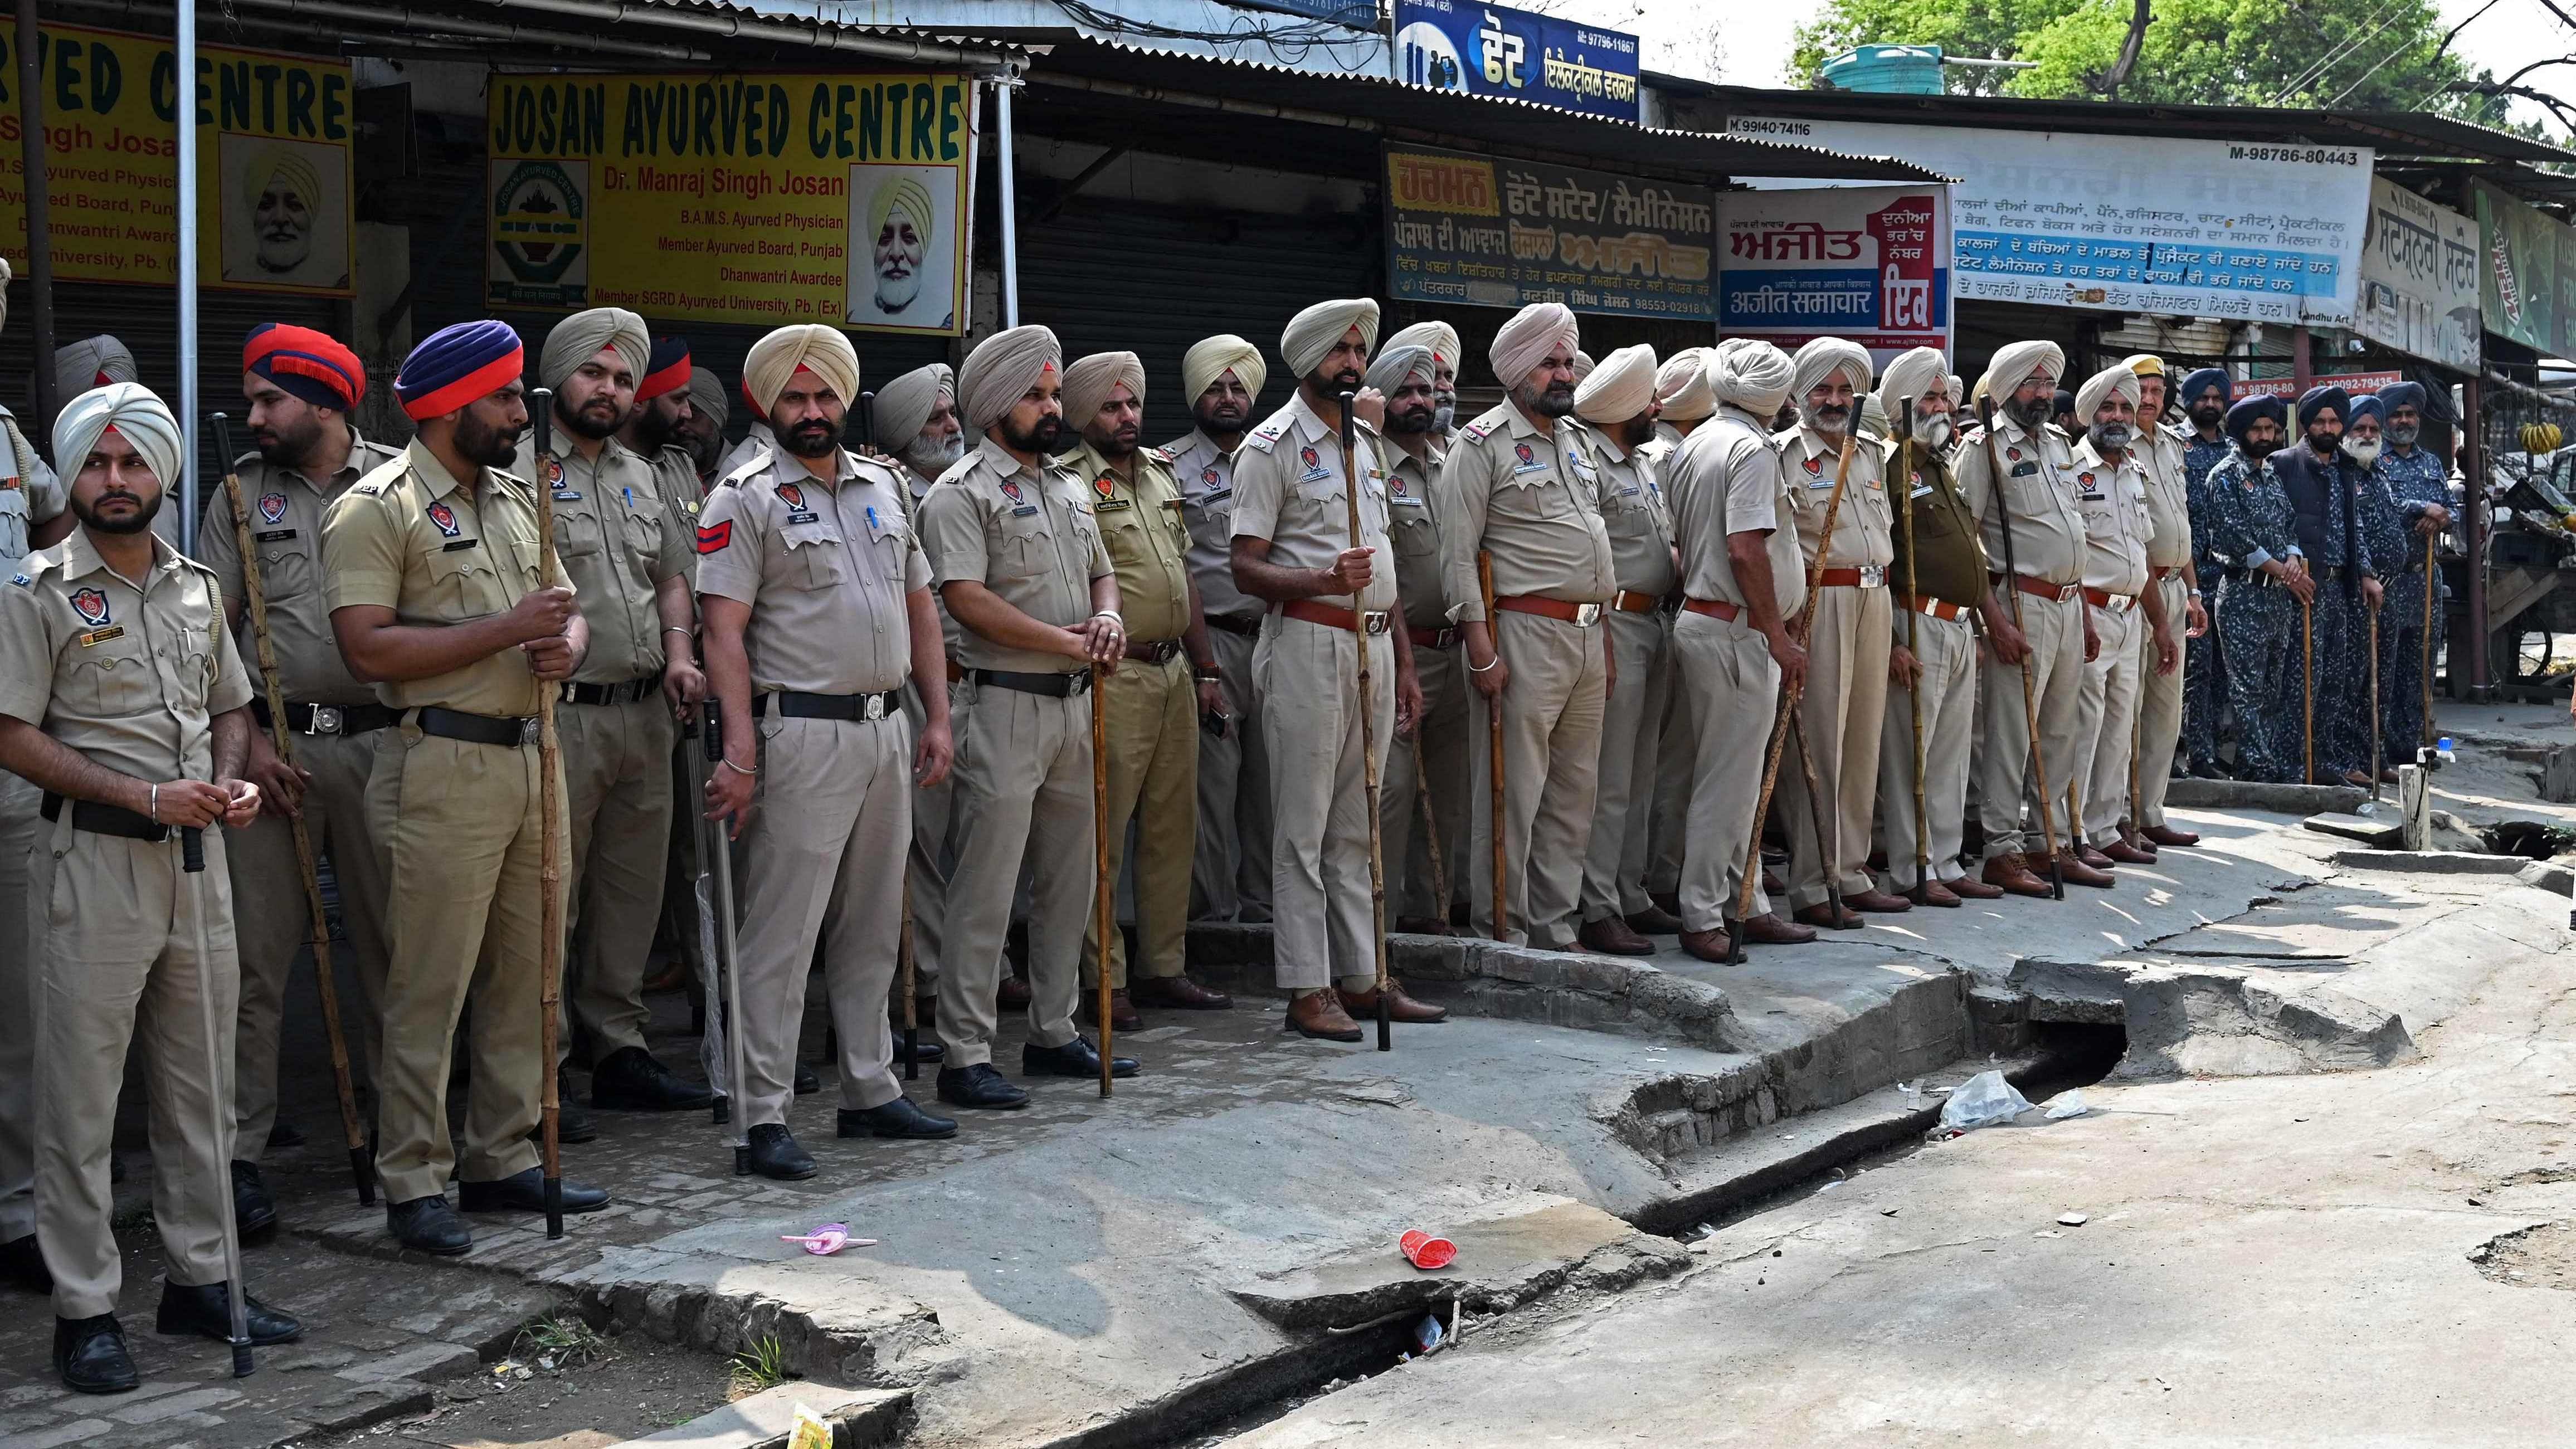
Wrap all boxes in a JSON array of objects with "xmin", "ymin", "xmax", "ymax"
[
  {"xmin": 2149, "ymin": 563, "xmax": 2183, "ymax": 582},
  {"xmin": 2082, "ymin": 586, "xmax": 2139, "ymax": 613},
  {"xmin": 1999, "ymin": 573, "xmax": 2082, "ymax": 604},
  {"xmin": 1282, "ymin": 598, "xmax": 1390, "ymax": 634},
  {"xmin": 1494, "ymin": 594, "xmax": 1604, "ymax": 626},
  {"xmin": 1410, "ymin": 625, "xmax": 1459, "ymax": 650},
  {"xmin": 1205, "ymin": 613, "xmax": 1262, "ymax": 637},
  {"xmin": 1128, "ymin": 638, "xmax": 1184, "ymax": 666},
  {"xmin": 1610, "ymin": 589, "xmax": 1662, "ymax": 613},
  {"xmin": 1681, "ymin": 597, "xmax": 1743, "ymax": 623},
  {"xmin": 1814, "ymin": 565, "xmax": 1888, "ymax": 588},
  {"xmin": 1894, "ymin": 594, "xmax": 1971, "ymax": 623}
]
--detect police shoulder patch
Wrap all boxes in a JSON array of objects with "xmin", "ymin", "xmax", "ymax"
[
  {"xmin": 1146, "ymin": 446, "xmax": 1173, "ymax": 466},
  {"xmin": 1461, "ymin": 419, "xmax": 1496, "ymax": 443},
  {"xmin": 1243, "ymin": 422, "xmax": 1287, "ymax": 453}
]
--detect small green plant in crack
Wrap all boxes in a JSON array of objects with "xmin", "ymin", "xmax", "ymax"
[
  {"xmin": 513, "ymin": 1313, "xmax": 610, "ymax": 1372},
  {"xmin": 729, "ymin": 1334, "xmax": 792, "ymax": 1398}
]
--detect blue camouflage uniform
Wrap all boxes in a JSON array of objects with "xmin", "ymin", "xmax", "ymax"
[
  {"xmin": 2271, "ymin": 399, "xmax": 2375, "ymax": 781},
  {"xmin": 2204, "ymin": 396, "xmax": 2304, "ymax": 783},
  {"xmin": 2178, "ymin": 368, "xmax": 2236, "ymax": 774},
  {"xmin": 2371, "ymin": 382, "xmax": 2449, "ymax": 757}
]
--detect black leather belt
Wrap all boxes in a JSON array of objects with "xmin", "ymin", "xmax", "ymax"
[
  {"xmin": 972, "ymin": 668, "xmax": 1092, "ymax": 697},
  {"xmin": 753, "ymin": 689, "xmax": 903, "ymax": 721},
  {"xmin": 1205, "ymin": 614, "xmax": 1262, "ymax": 638},
  {"xmin": 253, "ymin": 698, "xmax": 398, "ymax": 736},
  {"xmin": 41, "ymin": 792, "xmax": 167, "ymax": 842},
  {"xmin": 560, "ymin": 674, "xmax": 663, "ymax": 706},
  {"xmin": 1128, "ymin": 639, "xmax": 1183, "ymax": 666},
  {"xmin": 415, "ymin": 705, "xmax": 541, "ymax": 747}
]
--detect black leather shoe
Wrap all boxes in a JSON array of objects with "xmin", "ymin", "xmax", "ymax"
[
  {"xmin": 268, "ymin": 1118, "xmax": 306, "ymax": 1149},
  {"xmin": 794, "ymin": 1063, "xmax": 821, "ymax": 1096},
  {"xmin": 590, "ymin": 1046, "xmax": 717, "ymax": 1112},
  {"xmin": 839, "ymin": 1099, "xmax": 958, "ymax": 1139},
  {"xmin": 156, "ymin": 1280, "xmax": 303, "ymax": 1345},
  {"xmin": 892, "ymin": 1029, "xmax": 946, "ymax": 1065},
  {"xmin": 458, "ymin": 1167, "xmax": 610, "ymax": 1214},
  {"xmin": 745, "ymin": 1124, "xmax": 816, "ymax": 1180},
  {"xmin": 55, "ymin": 1314, "xmax": 137, "ymax": 1394},
  {"xmin": 230, "ymin": 1159, "xmax": 277, "ymax": 1238},
  {"xmin": 3, "ymin": 1232, "xmax": 52, "ymax": 1293},
  {"xmin": 1023, "ymin": 1035, "xmax": 1140, "ymax": 1080},
  {"xmin": 936, "ymin": 1063, "xmax": 1029, "ymax": 1110},
  {"xmin": 386, "ymin": 1194, "xmax": 473, "ymax": 1256}
]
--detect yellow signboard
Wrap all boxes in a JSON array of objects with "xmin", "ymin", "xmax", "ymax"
[
  {"xmin": 0, "ymin": 24, "xmax": 356, "ymax": 294},
  {"xmin": 486, "ymin": 72, "xmax": 974, "ymax": 335}
]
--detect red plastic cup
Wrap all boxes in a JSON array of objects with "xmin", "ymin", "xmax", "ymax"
[{"xmin": 1399, "ymin": 1229, "xmax": 1457, "ymax": 1270}]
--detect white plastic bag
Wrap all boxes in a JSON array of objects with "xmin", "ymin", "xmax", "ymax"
[
  {"xmin": 2044, "ymin": 1090, "xmax": 2090, "ymax": 1120},
  {"xmin": 1937, "ymin": 1070, "xmax": 2032, "ymax": 1132}
]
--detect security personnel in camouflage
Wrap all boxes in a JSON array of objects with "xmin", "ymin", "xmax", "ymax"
[
  {"xmin": 2370, "ymin": 383, "xmax": 2448, "ymax": 759},
  {"xmin": 2176, "ymin": 369, "xmax": 2233, "ymax": 777},
  {"xmin": 2203, "ymin": 394, "xmax": 2311, "ymax": 784}
]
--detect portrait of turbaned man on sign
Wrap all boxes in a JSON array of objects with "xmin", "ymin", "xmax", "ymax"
[
  {"xmin": 218, "ymin": 133, "xmax": 352, "ymax": 291},
  {"xmin": 845, "ymin": 163, "xmax": 961, "ymax": 334}
]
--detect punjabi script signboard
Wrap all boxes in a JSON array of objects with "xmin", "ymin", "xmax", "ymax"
[
  {"xmin": 2356, "ymin": 178, "xmax": 2478, "ymax": 372},
  {"xmin": 1717, "ymin": 184, "xmax": 1950, "ymax": 368},
  {"xmin": 1392, "ymin": 0, "xmax": 1638, "ymax": 122},
  {"xmin": 1384, "ymin": 144, "xmax": 1713, "ymax": 321}
]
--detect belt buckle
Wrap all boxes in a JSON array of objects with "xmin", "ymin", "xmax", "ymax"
[
  {"xmin": 310, "ymin": 705, "xmax": 342, "ymax": 736},
  {"xmin": 1571, "ymin": 602, "xmax": 1603, "ymax": 627},
  {"xmin": 1436, "ymin": 627, "xmax": 1459, "ymax": 649},
  {"xmin": 1364, "ymin": 612, "xmax": 1390, "ymax": 636},
  {"xmin": 1858, "ymin": 565, "xmax": 1886, "ymax": 588},
  {"xmin": 1071, "ymin": 671, "xmax": 1092, "ymax": 695},
  {"xmin": 865, "ymin": 692, "xmax": 887, "ymax": 721},
  {"xmin": 518, "ymin": 716, "xmax": 541, "ymax": 746}
]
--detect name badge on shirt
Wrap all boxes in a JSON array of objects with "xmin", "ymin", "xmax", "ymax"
[
  {"xmin": 255, "ymin": 528, "xmax": 296, "ymax": 543},
  {"xmin": 1511, "ymin": 441, "xmax": 1547, "ymax": 476},
  {"xmin": 442, "ymin": 536, "xmax": 479, "ymax": 553},
  {"xmin": 553, "ymin": 489, "xmax": 582, "ymax": 502},
  {"xmin": 78, "ymin": 625, "xmax": 125, "ymax": 647},
  {"xmin": 2010, "ymin": 461, "xmax": 2039, "ymax": 477},
  {"xmin": 786, "ymin": 510, "xmax": 820, "ymax": 525}
]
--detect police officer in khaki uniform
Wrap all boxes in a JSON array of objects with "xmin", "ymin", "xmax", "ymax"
[
  {"xmin": 1435, "ymin": 303, "xmax": 1615, "ymax": 950},
  {"xmin": 1061, "ymin": 352, "xmax": 1233, "ymax": 1024},
  {"xmin": 2066, "ymin": 363, "xmax": 2179, "ymax": 867},
  {"xmin": 322, "ymin": 320, "xmax": 610, "ymax": 1254},
  {"xmin": 1644, "ymin": 348, "xmax": 1716, "ymax": 913},
  {"xmin": 1369, "ymin": 343, "xmax": 1467, "ymax": 936},
  {"xmin": 1568, "ymin": 346, "xmax": 1679, "ymax": 956},
  {"xmin": 0, "ymin": 384, "xmax": 300, "ymax": 1391},
  {"xmin": 515, "ymin": 309, "xmax": 709, "ymax": 1121},
  {"xmin": 683, "ymin": 368, "xmax": 730, "ymax": 490},
  {"xmin": 2128, "ymin": 356, "xmax": 2207, "ymax": 848},
  {"xmin": 621, "ymin": 335, "xmax": 699, "ymax": 510},
  {"xmin": 1232, "ymin": 299, "xmax": 1435, "ymax": 1041},
  {"xmin": 1168, "ymin": 335, "xmax": 1274, "ymax": 925},
  {"xmin": 919, "ymin": 325, "xmax": 1134, "ymax": 1110},
  {"xmin": 697, "ymin": 325, "xmax": 960, "ymax": 1178},
  {"xmin": 195, "ymin": 324, "xmax": 401, "ymax": 1237},
  {"xmin": 1381, "ymin": 320, "xmax": 1462, "ymax": 448}
]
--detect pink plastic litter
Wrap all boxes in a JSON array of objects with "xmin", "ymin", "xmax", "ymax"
[
  {"xmin": 781, "ymin": 1223, "xmax": 875, "ymax": 1255},
  {"xmin": 1399, "ymin": 1230, "xmax": 1457, "ymax": 1270}
]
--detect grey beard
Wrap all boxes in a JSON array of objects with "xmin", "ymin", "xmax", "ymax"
[
  {"xmin": 2090, "ymin": 423, "xmax": 2132, "ymax": 452},
  {"xmin": 2389, "ymin": 424, "xmax": 2420, "ymax": 447},
  {"xmin": 2007, "ymin": 397, "xmax": 2052, "ymax": 428},
  {"xmin": 1916, "ymin": 417, "xmax": 1953, "ymax": 452},
  {"xmin": 902, "ymin": 433, "xmax": 963, "ymax": 476},
  {"xmin": 1432, "ymin": 403, "xmax": 1456, "ymax": 433}
]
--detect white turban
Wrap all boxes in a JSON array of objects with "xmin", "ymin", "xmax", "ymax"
[
  {"xmin": 685, "ymin": 367, "xmax": 729, "ymax": 431},
  {"xmin": 538, "ymin": 306, "xmax": 649, "ymax": 393},
  {"xmin": 1979, "ymin": 340, "xmax": 2064, "ymax": 406},
  {"xmin": 1705, "ymin": 339, "xmax": 1794, "ymax": 418},
  {"xmin": 1571, "ymin": 349, "xmax": 1596, "ymax": 384},
  {"xmin": 55, "ymin": 335, "xmax": 137, "ymax": 411},
  {"xmin": 1789, "ymin": 336, "xmax": 1873, "ymax": 406},
  {"xmin": 2073, "ymin": 362, "xmax": 2142, "ymax": 424},
  {"xmin": 1489, "ymin": 302, "xmax": 1579, "ymax": 386},
  {"xmin": 52, "ymin": 381, "xmax": 182, "ymax": 490},
  {"xmin": 1280, "ymin": 300, "xmax": 1380, "ymax": 380},
  {"xmin": 1382, "ymin": 320, "xmax": 1460, "ymax": 377},
  {"xmin": 1875, "ymin": 346, "xmax": 1951, "ymax": 420},
  {"xmin": 1858, "ymin": 393, "xmax": 1890, "ymax": 441},
  {"xmin": 743, "ymin": 325, "xmax": 861, "ymax": 417},
  {"xmin": 874, "ymin": 363, "xmax": 952, "ymax": 447},
  {"xmin": 1947, "ymin": 375, "xmax": 1968, "ymax": 411},
  {"xmin": 960, "ymin": 324, "xmax": 1063, "ymax": 433},
  {"xmin": 1573, "ymin": 344, "xmax": 1657, "ymax": 425},
  {"xmin": 1182, "ymin": 334, "xmax": 1267, "ymax": 404},
  {"xmin": 1365, "ymin": 344, "xmax": 1436, "ymax": 396},
  {"xmin": 1062, "ymin": 350, "xmax": 1146, "ymax": 426},
  {"xmin": 1655, "ymin": 348, "xmax": 1714, "ymax": 422}
]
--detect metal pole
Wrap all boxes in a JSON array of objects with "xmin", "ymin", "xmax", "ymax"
[
  {"xmin": 16, "ymin": 0, "xmax": 56, "ymax": 429},
  {"xmin": 995, "ymin": 77, "xmax": 1020, "ymax": 329},
  {"xmin": 2462, "ymin": 376, "xmax": 2489, "ymax": 700},
  {"xmin": 178, "ymin": 0, "xmax": 199, "ymax": 538}
]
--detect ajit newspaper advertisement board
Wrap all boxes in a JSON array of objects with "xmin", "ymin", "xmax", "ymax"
[
  {"xmin": 1392, "ymin": 0, "xmax": 1638, "ymax": 123},
  {"xmin": 1384, "ymin": 145, "xmax": 1713, "ymax": 321},
  {"xmin": 1717, "ymin": 184, "xmax": 1949, "ymax": 368},
  {"xmin": 1726, "ymin": 116, "xmax": 2373, "ymax": 326},
  {"xmin": 0, "ymin": 24, "xmax": 356, "ymax": 294},
  {"xmin": 2356, "ymin": 178, "xmax": 2478, "ymax": 372},
  {"xmin": 486, "ymin": 72, "xmax": 973, "ymax": 334}
]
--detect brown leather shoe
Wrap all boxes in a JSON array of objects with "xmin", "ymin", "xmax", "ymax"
[
  {"xmin": 1981, "ymin": 853, "xmax": 2053, "ymax": 898},
  {"xmin": 1678, "ymin": 928, "xmax": 1733, "ymax": 962},
  {"xmin": 1739, "ymin": 911, "xmax": 1818, "ymax": 945},
  {"xmin": 1084, "ymin": 988, "xmax": 1142, "ymax": 1032},
  {"xmin": 1577, "ymin": 916, "xmax": 1656, "ymax": 957},
  {"xmin": 2076, "ymin": 843, "xmax": 2117, "ymax": 871},
  {"xmin": 1920, "ymin": 880, "xmax": 1962, "ymax": 908},
  {"xmin": 1845, "ymin": 889, "xmax": 1913, "ymax": 914},
  {"xmin": 2054, "ymin": 849, "xmax": 2117, "ymax": 889},
  {"xmin": 1340, "ymin": 979, "xmax": 1448, "ymax": 1024},
  {"xmin": 1762, "ymin": 866, "xmax": 1787, "ymax": 895},
  {"xmin": 1794, "ymin": 902, "xmax": 1863, "ymax": 930},
  {"xmin": 1625, "ymin": 905, "xmax": 1686, "ymax": 935},
  {"xmin": 1947, "ymin": 875, "xmax": 2006, "ymax": 900},
  {"xmin": 2140, "ymin": 823, "xmax": 2200, "ymax": 848},
  {"xmin": 2103, "ymin": 840, "xmax": 2158, "ymax": 865},
  {"xmin": 1284, "ymin": 988, "xmax": 1363, "ymax": 1042},
  {"xmin": 1131, "ymin": 975, "xmax": 1232, "ymax": 1011},
  {"xmin": 997, "ymin": 973, "xmax": 1033, "ymax": 1010}
]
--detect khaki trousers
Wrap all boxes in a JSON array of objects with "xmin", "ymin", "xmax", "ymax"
[
  {"xmin": 1645, "ymin": 685, "xmax": 1694, "ymax": 897},
  {"xmin": 1469, "ymin": 611, "xmax": 1607, "ymax": 948},
  {"xmin": 368, "ymin": 726, "xmax": 558, "ymax": 1204},
  {"xmin": 0, "ymin": 771, "xmax": 41, "ymax": 1241},
  {"xmin": 902, "ymin": 681, "xmax": 967, "ymax": 991},
  {"xmin": 1781, "ymin": 586, "xmax": 1892, "ymax": 908},
  {"xmin": 1672, "ymin": 610, "xmax": 1780, "ymax": 933},
  {"xmin": 1978, "ymin": 588, "xmax": 2087, "ymax": 859},
  {"xmin": 1876, "ymin": 608, "xmax": 1976, "ymax": 891},
  {"xmin": 660, "ymin": 736, "xmax": 707, "ymax": 982},
  {"xmin": 34, "ymin": 822, "xmax": 237, "ymax": 1318},
  {"xmin": 558, "ymin": 695, "xmax": 674, "ymax": 1062},
  {"xmin": 1259, "ymin": 614, "xmax": 1394, "ymax": 991},
  {"xmin": 1581, "ymin": 608, "xmax": 1672, "ymax": 921},
  {"xmin": 938, "ymin": 681, "xmax": 1092, "ymax": 1066},
  {"xmin": 1192, "ymin": 624, "xmax": 1272, "ymax": 923},
  {"xmin": 1083, "ymin": 655, "xmax": 1197, "ymax": 987},
  {"xmin": 2076, "ymin": 602, "xmax": 2146, "ymax": 845},
  {"xmin": 1380, "ymin": 641, "xmax": 1468, "ymax": 922},
  {"xmin": 2136, "ymin": 574, "xmax": 2190, "ymax": 829},
  {"xmin": 226, "ymin": 728, "xmax": 391, "ymax": 1161},
  {"xmin": 735, "ymin": 714, "xmax": 910, "ymax": 1126}
]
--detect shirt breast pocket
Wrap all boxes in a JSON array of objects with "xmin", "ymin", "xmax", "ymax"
[
  {"xmin": 1390, "ymin": 513, "xmax": 1438, "ymax": 559},
  {"xmin": 553, "ymin": 505, "xmax": 606, "ymax": 559},
  {"xmin": 623, "ymin": 501, "xmax": 667, "ymax": 563},
  {"xmin": 422, "ymin": 544, "xmax": 508, "ymax": 618},
  {"xmin": 997, "ymin": 518, "xmax": 1054, "ymax": 581},
  {"xmin": 1100, "ymin": 513, "xmax": 1153, "ymax": 570},
  {"xmin": 60, "ymin": 635, "xmax": 155, "ymax": 718},
  {"xmin": 1492, "ymin": 475, "xmax": 1559, "ymax": 523},
  {"xmin": 256, "ymin": 535, "xmax": 317, "ymax": 601},
  {"xmin": 782, "ymin": 526, "xmax": 848, "ymax": 589}
]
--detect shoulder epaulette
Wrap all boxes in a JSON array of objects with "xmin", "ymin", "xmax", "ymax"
[
  {"xmin": 1244, "ymin": 420, "xmax": 1288, "ymax": 453},
  {"xmin": 1146, "ymin": 446, "xmax": 1173, "ymax": 466},
  {"xmin": 229, "ymin": 449, "xmax": 262, "ymax": 472},
  {"xmin": 1460, "ymin": 419, "xmax": 1495, "ymax": 443},
  {"xmin": 718, "ymin": 450, "xmax": 772, "ymax": 492}
]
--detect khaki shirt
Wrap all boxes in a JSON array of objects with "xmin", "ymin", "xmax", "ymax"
[
  {"xmin": 0, "ymin": 530, "xmax": 254, "ymax": 784},
  {"xmin": 695, "ymin": 446, "xmax": 926, "ymax": 696},
  {"xmin": 1071, "ymin": 440, "xmax": 1193, "ymax": 645},
  {"xmin": 1166, "ymin": 428, "xmax": 1261, "ymax": 625},
  {"xmin": 1434, "ymin": 402, "xmax": 1615, "ymax": 621},
  {"xmin": 513, "ymin": 435, "xmax": 690, "ymax": 684},
  {"xmin": 1671, "ymin": 406, "xmax": 1805, "ymax": 619},
  {"xmin": 1385, "ymin": 440, "xmax": 1450, "ymax": 635},
  {"xmin": 1230, "ymin": 392, "xmax": 1397, "ymax": 617},
  {"xmin": 1776, "ymin": 425, "xmax": 1893, "ymax": 570},
  {"xmin": 0, "ymin": 408, "xmax": 65, "ymax": 564},
  {"xmin": 651, "ymin": 444, "xmax": 705, "ymax": 524},
  {"xmin": 196, "ymin": 430, "xmax": 404, "ymax": 706},
  {"xmin": 2137, "ymin": 424, "xmax": 2194, "ymax": 571},
  {"xmin": 904, "ymin": 466, "xmax": 966, "ymax": 660},
  {"xmin": 1581, "ymin": 423, "xmax": 1676, "ymax": 597},
  {"xmin": 919, "ymin": 436, "xmax": 1111, "ymax": 675},
  {"xmin": 1955, "ymin": 413, "xmax": 2085, "ymax": 587},
  {"xmin": 2070, "ymin": 438, "xmax": 2155, "ymax": 598},
  {"xmin": 322, "ymin": 440, "xmax": 568, "ymax": 719},
  {"xmin": 1881, "ymin": 437, "xmax": 1989, "ymax": 611}
]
